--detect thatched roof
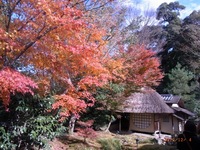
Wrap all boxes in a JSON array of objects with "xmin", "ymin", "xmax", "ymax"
[{"xmin": 117, "ymin": 89, "xmax": 174, "ymax": 114}]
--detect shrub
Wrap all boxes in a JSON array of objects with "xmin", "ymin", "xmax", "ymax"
[
  {"xmin": 0, "ymin": 127, "xmax": 16, "ymax": 149},
  {"xmin": 0, "ymin": 94, "xmax": 65, "ymax": 149},
  {"xmin": 76, "ymin": 120, "xmax": 97, "ymax": 143},
  {"xmin": 98, "ymin": 138, "xmax": 121, "ymax": 150}
]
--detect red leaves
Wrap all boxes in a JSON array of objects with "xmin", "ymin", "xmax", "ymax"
[
  {"xmin": 52, "ymin": 90, "xmax": 97, "ymax": 120},
  {"xmin": 124, "ymin": 45, "xmax": 163, "ymax": 87},
  {"xmin": 78, "ymin": 75, "xmax": 110, "ymax": 90},
  {"xmin": 0, "ymin": 0, "xmax": 111, "ymax": 117},
  {"xmin": 0, "ymin": 0, "xmax": 163, "ymax": 119},
  {"xmin": 76, "ymin": 120, "xmax": 97, "ymax": 142},
  {"xmin": 108, "ymin": 45, "xmax": 163, "ymax": 90},
  {"xmin": 52, "ymin": 93, "xmax": 89, "ymax": 121},
  {"xmin": 0, "ymin": 67, "xmax": 38, "ymax": 107}
]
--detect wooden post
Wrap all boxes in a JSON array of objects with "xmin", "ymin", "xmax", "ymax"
[
  {"xmin": 172, "ymin": 114, "xmax": 174, "ymax": 134},
  {"xmin": 119, "ymin": 117, "xmax": 121, "ymax": 132},
  {"xmin": 117, "ymin": 114, "xmax": 122, "ymax": 133}
]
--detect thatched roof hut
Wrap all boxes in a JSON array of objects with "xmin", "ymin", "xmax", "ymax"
[{"xmin": 117, "ymin": 88, "xmax": 174, "ymax": 114}]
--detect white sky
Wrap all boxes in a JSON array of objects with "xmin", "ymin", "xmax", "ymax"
[{"xmin": 120, "ymin": 0, "xmax": 200, "ymax": 18}]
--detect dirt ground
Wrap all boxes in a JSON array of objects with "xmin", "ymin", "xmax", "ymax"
[{"xmin": 48, "ymin": 131, "xmax": 177, "ymax": 150}]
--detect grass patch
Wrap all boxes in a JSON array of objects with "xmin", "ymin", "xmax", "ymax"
[
  {"xmin": 98, "ymin": 138, "xmax": 121, "ymax": 150},
  {"xmin": 49, "ymin": 131, "xmax": 177, "ymax": 150}
]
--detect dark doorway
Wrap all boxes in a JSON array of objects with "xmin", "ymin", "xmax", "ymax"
[
  {"xmin": 121, "ymin": 113, "xmax": 130, "ymax": 131},
  {"xmin": 109, "ymin": 113, "xmax": 130, "ymax": 132}
]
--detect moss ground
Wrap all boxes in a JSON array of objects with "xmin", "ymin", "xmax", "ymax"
[{"xmin": 48, "ymin": 131, "xmax": 177, "ymax": 150}]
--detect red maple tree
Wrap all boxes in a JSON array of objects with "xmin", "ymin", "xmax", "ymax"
[
  {"xmin": 76, "ymin": 120, "xmax": 97, "ymax": 143},
  {"xmin": 106, "ymin": 45, "xmax": 163, "ymax": 93},
  {"xmin": 0, "ymin": 0, "xmax": 163, "ymax": 122},
  {"xmin": 0, "ymin": 67, "xmax": 37, "ymax": 107},
  {"xmin": 0, "ymin": 0, "xmax": 112, "ymax": 117}
]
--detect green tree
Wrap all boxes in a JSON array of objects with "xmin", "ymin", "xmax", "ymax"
[
  {"xmin": 164, "ymin": 63, "xmax": 198, "ymax": 110},
  {"xmin": 80, "ymin": 82, "xmax": 125, "ymax": 131},
  {"xmin": 177, "ymin": 10, "xmax": 200, "ymax": 73},
  {"xmin": 0, "ymin": 94, "xmax": 65, "ymax": 149},
  {"xmin": 156, "ymin": 1, "xmax": 185, "ymax": 23},
  {"xmin": 156, "ymin": 1, "xmax": 186, "ymax": 73},
  {"xmin": 154, "ymin": 2, "xmax": 200, "ymax": 101},
  {"xmin": 156, "ymin": 3, "xmax": 200, "ymax": 74}
]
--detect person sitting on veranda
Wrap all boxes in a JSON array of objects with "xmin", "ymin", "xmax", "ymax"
[{"xmin": 177, "ymin": 120, "xmax": 200, "ymax": 150}]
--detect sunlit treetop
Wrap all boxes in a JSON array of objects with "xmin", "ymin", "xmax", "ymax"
[{"xmin": 0, "ymin": 0, "xmax": 112, "ymax": 116}]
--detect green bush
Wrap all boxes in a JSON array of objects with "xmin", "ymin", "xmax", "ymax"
[
  {"xmin": 0, "ymin": 127, "xmax": 16, "ymax": 149},
  {"xmin": 98, "ymin": 138, "xmax": 121, "ymax": 150},
  {"xmin": 0, "ymin": 94, "xmax": 65, "ymax": 150}
]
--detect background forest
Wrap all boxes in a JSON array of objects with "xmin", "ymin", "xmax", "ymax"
[{"xmin": 0, "ymin": 0, "xmax": 200, "ymax": 149}]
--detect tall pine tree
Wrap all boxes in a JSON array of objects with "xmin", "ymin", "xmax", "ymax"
[{"xmin": 165, "ymin": 63, "xmax": 198, "ymax": 111}]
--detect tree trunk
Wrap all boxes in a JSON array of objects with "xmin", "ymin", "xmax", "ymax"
[
  {"xmin": 105, "ymin": 115, "xmax": 113, "ymax": 132},
  {"xmin": 68, "ymin": 115, "xmax": 76, "ymax": 134}
]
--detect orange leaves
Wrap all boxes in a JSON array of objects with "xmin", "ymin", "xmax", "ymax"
[
  {"xmin": 123, "ymin": 45, "xmax": 163, "ymax": 87},
  {"xmin": 0, "ymin": 28, "xmax": 20, "ymax": 66},
  {"xmin": 0, "ymin": 67, "xmax": 38, "ymax": 107},
  {"xmin": 78, "ymin": 76, "xmax": 105, "ymax": 90},
  {"xmin": 53, "ymin": 94, "xmax": 87, "ymax": 119},
  {"xmin": 107, "ymin": 45, "xmax": 163, "ymax": 90},
  {"xmin": 37, "ymin": 79, "xmax": 50, "ymax": 96},
  {"xmin": 52, "ymin": 90, "xmax": 97, "ymax": 120},
  {"xmin": 0, "ymin": 0, "xmax": 163, "ymax": 118},
  {"xmin": 0, "ymin": 0, "xmax": 113, "ymax": 118},
  {"xmin": 105, "ymin": 58, "xmax": 126, "ymax": 81}
]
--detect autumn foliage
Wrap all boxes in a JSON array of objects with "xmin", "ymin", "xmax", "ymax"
[
  {"xmin": 0, "ymin": 0, "xmax": 111, "ymax": 114},
  {"xmin": 123, "ymin": 45, "xmax": 163, "ymax": 87},
  {"xmin": 76, "ymin": 120, "xmax": 97, "ymax": 143},
  {"xmin": 0, "ymin": 0, "xmax": 163, "ymax": 118},
  {"xmin": 0, "ymin": 1, "xmax": 167, "ymax": 149},
  {"xmin": 0, "ymin": 67, "xmax": 37, "ymax": 107},
  {"xmin": 106, "ymin": 45, "xmax": 163, "ymax": 93}
]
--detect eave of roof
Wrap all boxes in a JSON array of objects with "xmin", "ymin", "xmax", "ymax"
[
  {"xmin": 172, "ymin": 107, "xmax": 195, "ymax": 116},
  {"xmin": 173, "ymin": 114, "xmax": 184, "ymax": 121}
]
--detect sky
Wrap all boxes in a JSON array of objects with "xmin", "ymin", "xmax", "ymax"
[{"xmin": 121, "ymin": 0, "xmax": 200, "ymax": 18}]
